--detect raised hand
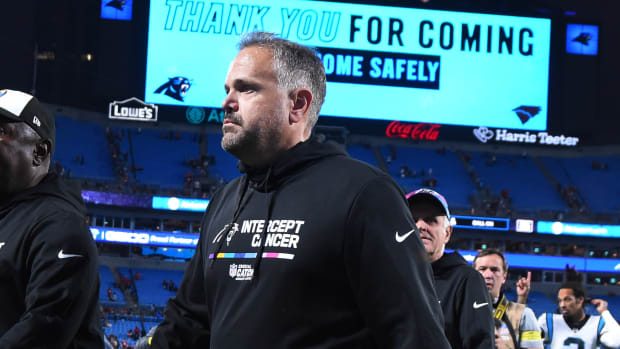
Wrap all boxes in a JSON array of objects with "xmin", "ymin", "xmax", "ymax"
[
  {"xmin": 516, "ymin": 271, "xmax": 531, "ymax": 304},
  {"xmin": 591, "ymin": 298, "xmax": 608, "ymax": 314}
]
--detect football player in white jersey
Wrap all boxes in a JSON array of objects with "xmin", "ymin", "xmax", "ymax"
[{"xmin": 538, "ymin": 282, "xmax": 620, "ymax": 349}]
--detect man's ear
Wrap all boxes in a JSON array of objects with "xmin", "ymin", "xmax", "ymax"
[
  {"xmin": 32, "ymin": 140, "xmax": 51, "ymax": 167},
  {"xmin": 576, "ymin": 296, "xmax": 584, "ymax": 308},
  {"xmin": 444, "ymin": 224, "xmax": 453, "ymax": 244},
  {"xmin": 289, "ymin": 88, "xmax": 313, "ymax": 125}
]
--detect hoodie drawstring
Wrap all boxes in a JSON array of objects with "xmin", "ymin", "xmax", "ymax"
[
  {"xmin": 251, "ymin": 167, "xmax": 274, "ymax": 283},
  {"xmin": 210, "ymin": 176, "xmax": 249, "ymax": 268}
]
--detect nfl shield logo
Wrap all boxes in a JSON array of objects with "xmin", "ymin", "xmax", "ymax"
[{"xmin": 229, "ymin": 264, "xmax": 238, "ymax": 278}]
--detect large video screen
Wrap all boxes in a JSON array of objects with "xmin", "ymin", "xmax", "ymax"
[{"xmin": 145, "ymin": 0, "xmax": 551, "ymax": 130}]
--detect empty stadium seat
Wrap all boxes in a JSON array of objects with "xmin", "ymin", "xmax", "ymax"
[
  {"xmin": 130, "ymin": 129, "xmax": 200, "ymax": 188},
  {"xmin": 380, "ymin": 146, "xmax": 475, "ymax": 209},
  {"xmin": 541, "ymin": 156, "xmax": 620, "ymax": 213},
  {"xmin": 99, "ymin": 265, "xmax": 127, "ymax": 304},
  {"xmin": 53, "ymin": 115, "xmax": 116, "ymax": 180},
  {"xmin": 206, "ymin": 134, "xmax": 241, "ymax": 181},
  {"xmin": 117, "ymin": 268, "xmax": 184, "ymax": 306},
  {"xmin": 469, "ymin": 152, "xmax": 567, "ymax": 212},
  {"xmin": 346, "ymin": 144, "xmax": 379, "ymax": 168}
]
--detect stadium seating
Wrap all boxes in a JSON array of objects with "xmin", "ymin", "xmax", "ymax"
[
  {"xmin": 117, "ymin": 268, "xmax": 185, "ymax": 306},
  {"xmin": 380, "ymin": 146, "xmax": 475, "ymax": 209},
  {"xmin": 142, "ymin": 246, "xmax": 195, "ymax": 261},
  {"xmin": 103, "ymin": 318, "xmax": 160, "ymax": 348},
  {"xmin": 206, "ymin": 133, "xmax": 240, "ymax": 181},
  {"xmin": 503, "ymin": 289, "xmax": 557, "ymax": 318},
  {"xmin": 346, "ymin": 144, "xmax": 379, "ymax": 168},
  {"xmin": 130, "ymin": 129, "xmax": 200, "ymax": 188},
  {"xmin": 99, "ymin": 265, "xmax": 127, "ymax": 304},
  {"xmin": 526, "ymin": 291, "xmax": 558, "ymax": 317},
  {"xmin": 588, "ymin": 294, "xmax": 620, "ymax": 319},
  {"xmin": 468, "ymin": 152, "xmax": 567, "ymax": 212},
  {"xmin": 54, "ymin": 115, "xmax": 116, "ymax": 180},
  {"xmin": 541, "ymin": 156, "xmax": 620, "ymax": 214}
]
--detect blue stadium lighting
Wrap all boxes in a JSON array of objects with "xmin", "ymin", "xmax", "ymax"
[
  {"xmin": 585, "ymin": 259, "xmax": 620, "ymax": 273},
  {"xmin": 82, "ymin": 190, "xmax": 152, "ymax": 208},
  {"xmin": 90, "ymin": 227, "xmax": 199, "ymax": 248},
  {"xmin": 143, "ymin": 246, "xmax": 195, "ymax": 259},
  {"xmin": 451, "ymin": 249, "xmax": 620, "ymax": 273},
  {"xmin": 503, "ymin": 252, "xmax": 585, "ymax": 271},
  {"xmin": 536, "ymin": 221, "xmax": 620, "ymax": 238},
  {"xmin": 452, "ymin": 215, "xmax": 510, "ymax": 231},
  {"xmin": 152, "ymin": 196, "xmax": 209, "ymax": 212}
]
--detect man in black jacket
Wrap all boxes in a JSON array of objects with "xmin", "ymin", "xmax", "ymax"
[
  {"xmin": 151, "ymin": 32, "xmax": 450, "ymax": 348},
  {"xmin": 408, "ymin": 188, "xmax": 495, "ymax": 349},
  {"xmin": 0, "ymin": 89, "xmax": 103, "ymax": 348}
]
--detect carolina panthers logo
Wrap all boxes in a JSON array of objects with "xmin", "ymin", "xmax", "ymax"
[
  {"xmin": 512, "ymin": 105, "xmax": 541, "ymax": 124},
  {"xmin": 572, "ymin": 32, "xmax": 591, "ymax": 46},
  {"xmin": 212, "ymin": 223, "xmax": 240, "ymax": 245},
  {"xmin": 154, "ymin": 76, "xmax": 192, "ymax": 102},
  {"xmin": 105, "ymin": 0, "xmax": 126, "ymax": 10}
]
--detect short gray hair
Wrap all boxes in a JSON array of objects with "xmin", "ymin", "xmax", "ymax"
[
  {"xmin": 238, "ymin": 31, "xmax": 326, "ymax": 130},
  {"xmin": 442, "ymin": 216, "xmax": 451, "ymax": 230}
]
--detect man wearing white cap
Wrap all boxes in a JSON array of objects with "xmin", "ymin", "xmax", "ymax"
[
  {"xmin": 408, "ymin": 188, "xmax": 495, "ymax": 349},
  {"xmin": 0, "ymin": 89, "xmax": 102, "ymax": 348}
]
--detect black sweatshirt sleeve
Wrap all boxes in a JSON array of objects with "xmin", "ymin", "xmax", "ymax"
[
  {"xmin": 0, "ymin": 213, "xmax": 102, "ymax": 349},
  {"xmin": 459, "ymin": 270, "xmax": 495, "ymax": 349},
  {"xmin": 150, "ymin": 236, "xmax": 211, "ymax": 348},
  {"xmin": 344, "ymin": 176, "xmax": 451, "ymax": 349}
]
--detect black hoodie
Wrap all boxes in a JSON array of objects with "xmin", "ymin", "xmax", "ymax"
[
  {"xmin": 152, "ymin": 140, "xmax": 450, "ymax": 349},
  {"xmin": 0, "ymin": 173, "xmax": 103, "ymax": 348},
  {"xmin": 432, "ymin": 252, "xmax": 495, "ymax": 349}
]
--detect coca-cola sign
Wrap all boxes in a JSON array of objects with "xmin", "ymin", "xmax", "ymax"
[{"xmin": 385, "ymin": 121, "xmax": 441, "ymax": 140}]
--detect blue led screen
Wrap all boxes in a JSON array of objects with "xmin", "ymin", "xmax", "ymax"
[
  {"xmin": 145, "ymin": 0, "xmax": 551, "ymax": 130},
  {"xmin": 100, "ymin": 0, "xmax": 133, "ymax": 21},
  {"xmin": 152, "ymin": 196, "xmax": 210, "ymax": 212},
  {"xmin": 537, "ymin": 221, "xmax": 620, "ymax": 239},
  {"xmin": 566, "ymin": 23, "xmax": 599, "ymax": 56}
]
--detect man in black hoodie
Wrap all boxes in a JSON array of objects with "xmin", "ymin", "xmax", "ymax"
[
  {"xmin": 407, "ymin": 188, "xmax": 495, "ymax": 348},
  {"xmin": 0, "ymin": 89, "xmax": 103, "ymax": 348},
  {"xmin": 151, "ymin": 32, "xmax": 450, "ymax": 348}
]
